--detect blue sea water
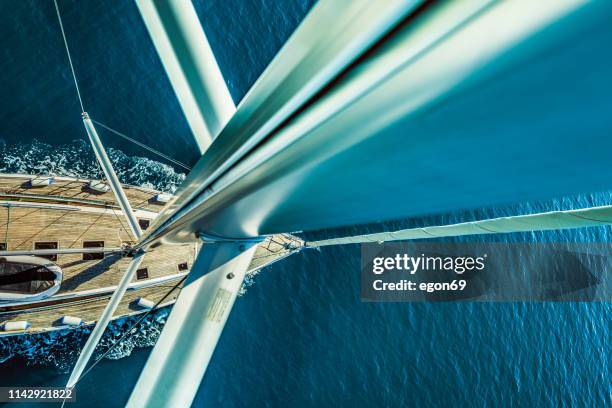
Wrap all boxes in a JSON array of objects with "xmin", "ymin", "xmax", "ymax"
[{"xmin": 0, "ymin": 0, "xmax": 610, "ymax": 407}]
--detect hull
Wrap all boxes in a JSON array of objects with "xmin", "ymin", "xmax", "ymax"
[{"xmin": 0, "ymin": 174, "xmax": 302, "ymax": 336}]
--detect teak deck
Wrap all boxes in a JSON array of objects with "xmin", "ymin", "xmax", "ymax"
[{"xmin": 0, "ymin": 174, "xmax": 303, "ymax": 336}]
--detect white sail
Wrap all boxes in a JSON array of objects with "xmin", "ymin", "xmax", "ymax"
[
  {"xmin": 125, "ymin": 0, "xmax": 610, "ymax": 405},
  {"xmin": 0, "ymin": 0, "xmax": 578, "ymax": 404},
  {"xmin": 306, "ymin": 205, "xmax": 612, "ymax": 247},
  {"xmin": 137, "ymin": 0, "xmax": 425, "ymax": 248},
  {"xmin": 135, "ymin": 0, "xmax": 601, "ymax": 246}
]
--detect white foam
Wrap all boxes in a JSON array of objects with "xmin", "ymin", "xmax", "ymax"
[{"xmin": 0, "ymin": 139, "xmax": 186, "ymax": 193}]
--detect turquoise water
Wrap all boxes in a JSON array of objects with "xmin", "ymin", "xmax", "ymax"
[{"xmin": 0, "ymin": 0, "xmax": 610, "ymax": 407}]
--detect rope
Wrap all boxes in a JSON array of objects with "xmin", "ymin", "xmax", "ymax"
[
  {"xmin": 89, "ymin": 152, "xmax": 131, "ymax": 240},
  {"xmin": 92, "ymin": 120, "xmax": 192, "ymax": 171},
  {"xmin": 53, "ymin": 0, "xmax": 84, "ymax": 112},
  {"xmin": 110, "ymin": 206, "xmax": 133, "ymax": 241}
]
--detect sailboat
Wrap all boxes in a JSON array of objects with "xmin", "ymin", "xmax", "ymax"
[
  {"xmin": 0, "ymin": 0, "xmax": 303, "ymax": 372},
  {"xmin": 2, "ymin": 0, "xmax": 612, "ymax": 406},
  {"xmin": 0, "ymin": 172, "xmax": 301, "ymax": 333}
]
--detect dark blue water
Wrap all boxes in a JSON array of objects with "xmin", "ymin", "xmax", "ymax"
[
  {"xmin": 0, "ymin": 0, "xmax": 313, "ymax": 167},
  {"xmin": 0, "ymin": 1, "xmax": 610, "ymax": 407}
]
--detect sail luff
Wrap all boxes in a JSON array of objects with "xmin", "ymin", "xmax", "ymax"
[
  {"xmin": 135, "ymin": 0, "xmax": 593, "ymax": 242},
  {"xmin": 134, "ymin": 0, "xmax": 425, "ymax": 248}
]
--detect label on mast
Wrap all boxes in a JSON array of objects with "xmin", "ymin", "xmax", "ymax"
[{"xmin": 206, "ymin": 288, "xmax": 232, "ymax": 322}]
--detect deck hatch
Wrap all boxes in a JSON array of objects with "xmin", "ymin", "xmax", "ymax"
[
  {"xmin": 136, "ymin": 268, "xmax": 149, "ymax": 280},
  {"xmin": 138, "ymin": 219, "xmax": 150, "ymax": 230},
  {"xmin": 34, "ymin": 242, "xmax": 58, "ymax": 261},
  {"xmin": 83, "ymin": 241, "xmax": 104, "ymax": 260}
]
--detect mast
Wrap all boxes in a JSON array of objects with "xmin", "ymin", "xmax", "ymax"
[
  {"xmin": 64, "ymin": 114, "xmax": 146, "ymax": 389},
  {"xmin": 128, "ymin": 1, "xmax": 423, "ymax": 406},
  {"xmin": 67, "ymin": 0, "xmax": 242, "ymax": 394},
  {"xmin": 51, "ymin": 0, "xmax": 238, "ymax": 393}
]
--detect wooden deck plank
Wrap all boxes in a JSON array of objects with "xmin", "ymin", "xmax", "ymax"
[{"xmin": 0, "ymin": 205, "xmax": 197, "ymax": 292}]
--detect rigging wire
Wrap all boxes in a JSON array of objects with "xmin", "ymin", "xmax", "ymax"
[
  {"xmin": 89, "ymin": 156, "xmax": 133, "ymax": 266},
  {"xmin": 92, "ymin": 119, "xmax": 192, "ymax": 171},
  {"xmin": 72, "ymin": 275, "xmax": 187, "ymax": 386},
  {"xmin": 110, "ymin": 206, "xmax": 133, "ymax": 242},
  {"xmin": 60, "ymin": 275, "xmax": 186, "ymax": 407},
  {"xmin": 54, "ymin": 0, "xmax": 191, "ymax": 172},
  {"xmin": 53, "ymin": 0, "xmax": 84, "ymax": 112}
]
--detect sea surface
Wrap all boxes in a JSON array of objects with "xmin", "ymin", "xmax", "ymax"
[{"xmin": 0, "ymin": 1, "xmax": 610, "ymax": 407}]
